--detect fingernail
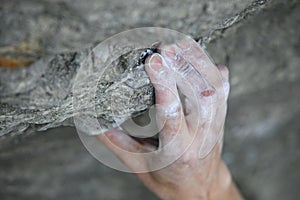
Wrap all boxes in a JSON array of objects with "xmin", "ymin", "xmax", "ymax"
[
  {"xmin": 163, "ymin": 45, "xmax": 176, "ymax": 58},
  {"xmin": 149, "ymin": 54, "xmax": 163, "ymax": 72},
  {"xmin": 177, "ymin": 41, "xmax": 192, "ymax": 50}
]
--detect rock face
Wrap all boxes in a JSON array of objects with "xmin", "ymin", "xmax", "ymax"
[
  {"xmin": 0, "ymin": 0, "xmax": 299, "ymax": 200},
  {"xmin": 0, "ymin": 0, "xmax": 266, "ymax": 137},
  {"xmin": 0, "ymin": 47, "xmax": 155, "ymax": 136}
]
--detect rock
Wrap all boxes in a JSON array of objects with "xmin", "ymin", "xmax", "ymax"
[{"xmin": 1, "ymin": 0, "xmax": 299, "ymax": 199}]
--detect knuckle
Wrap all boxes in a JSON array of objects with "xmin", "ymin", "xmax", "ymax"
[
  {"xmin": 176, "ymin": 61, "xmax": 194, "ymax": 78},
  {"xmin": 158, "ymin": 102, "xmax": 184, "ymax": 132},
  {"xmin": 168, "ymin": 53, "xmax": 194, "ymax": 78},
  {"xmin": 175, "ymin": 152, "xmax": 197, "ymax": 168}
]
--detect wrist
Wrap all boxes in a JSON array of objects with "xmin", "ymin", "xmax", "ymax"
[
  {"xmin": 163, "ymin": 161, "xmax": 237, "ymax": 200},
  {"xmin": 172, "ymin": 161, "xmax": 242, "ymax": 200},
  {"xmin": 207, "ymin": 161, "xmax": 244, "ymax": 200}
]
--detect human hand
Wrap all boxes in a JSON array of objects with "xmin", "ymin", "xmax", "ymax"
[{"xmin": 97, "ymin": 40, "xmax": 243, "ymax": 200}]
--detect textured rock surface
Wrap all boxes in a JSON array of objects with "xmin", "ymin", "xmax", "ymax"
[
  {"xmin": 0, "ymin": 0, "xmax": 267, "ymax": 137},
  {"xmin": 0, "ymin": 0, "xmax": 299, "ymax": 200},
  {"xmin": 0, "ymin": 47, "xmax": 155, "ymax": 136}
]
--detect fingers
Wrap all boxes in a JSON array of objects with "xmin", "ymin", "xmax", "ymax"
[
  {"xmin": 145, "ymin": 53, "xmax": 186, "ymax": 146},
  {"xmin": 97, "ymin": 129, "xmax": 142, "ymax": 152},
  {"xmin": 216, "ymin": 64, "xmax": 230, "ymax": 99},
  {"xmin": 174, "ymin": 42, "xmax": 227, "ymax": 158},
  {"xmin": 176, "ymin": 40, "xmax": 215, "ymax": 70},
  {"xmin": 159, "ymin": 40, "xmax": 227, "ymax": 159},
  {"xmin": 175, "ymin": 41, "xmax": 225, "ymax": 102},
  {"xmin": 160, "ymin": 44, "xmax": 216, "ymax": 132},
  {"xmin": 216, "ymin": 64, "xmax": 229, "ymax": 80}
]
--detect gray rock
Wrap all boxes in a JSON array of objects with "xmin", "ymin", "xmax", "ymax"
[
  {"xmin": 1, "ymin": 0, "xmax": 299, "ymax": 200},
  {"xmin": 0, "ymin": 0, "xmax": 270, "ymax": 137},
  {"xmin": 0, "ymin": 47, "xmax": 155, "ymax": 136}
]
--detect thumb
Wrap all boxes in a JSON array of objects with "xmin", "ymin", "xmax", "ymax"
[{"xmin": 96, "ymin": 128, "xmax": 147, "ymax": 172}]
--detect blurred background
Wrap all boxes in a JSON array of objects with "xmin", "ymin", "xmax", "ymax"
[{"xmin": 0, "ymin": 0, "xmax": 299, "ymax": 199}]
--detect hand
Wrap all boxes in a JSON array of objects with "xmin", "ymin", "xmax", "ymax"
[{"xmin": 97, "ymin": 40, "xmax": 243, "ymax": 200}]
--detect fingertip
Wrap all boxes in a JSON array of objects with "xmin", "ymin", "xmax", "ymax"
[
  {"xmin": 215, "ymin": 64, "xmax": 230, "ymax": 100},
  {"xmin": 106, "ymin": 129, "xmax": 132, "ymax": 145},
  {"xmin": 97, "ymin": 128, "xmax": 125, "ymax": 145},
  {"xmin": 98, "ymin": 128, "xmax": 144, "ymax": 153},
  {"xmin": 148, "ymin": 53, "xmax": 163, "ymax": 71},
  {"xmin": 145, "ymin": 53, "xmax": 166, "ymax": 83},
  {"xmin": 176, "ymin": 40, "xmax": 192, "ymax": 50},
  {"xmin": 216, "ymin": 64, "xmax": 229, "ymax": 80},
  {"xmin": 97, "ymin": 128, "xmax": 121, "ymax": 143},
  {"xmin": 162, "ymin": 44, "xmax": 177, "ymax": 58}
]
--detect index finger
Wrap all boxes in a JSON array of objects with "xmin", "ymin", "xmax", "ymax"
[{"xmin": 175, "ymin": 40, "xmax": 226, "ymax": 103}]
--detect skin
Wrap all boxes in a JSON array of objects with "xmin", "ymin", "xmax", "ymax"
[{"xmin": 97, "ymin": 40, "xmax": 244, "ymax": 200}]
